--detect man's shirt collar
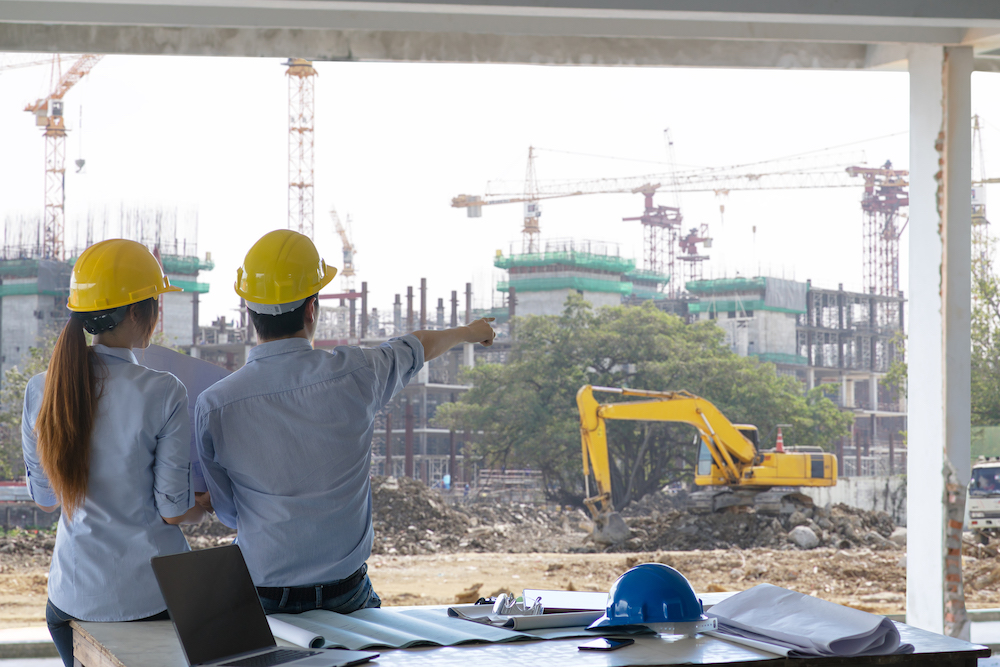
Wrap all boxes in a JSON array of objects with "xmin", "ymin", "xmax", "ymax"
[{"xmin": 247, "ymin": 337, "xmax": 314, "ymax": 363}]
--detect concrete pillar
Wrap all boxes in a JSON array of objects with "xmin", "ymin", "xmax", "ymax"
[
  {"xmin": 450, "ymin": 290, "xmax": 458, "ymax": 328},
  {"xmin": 869, "ymin": 374, "xmax": 879, "ymax": 411},
  {"xmin": 806, "ymin": 368, "xmax": 815, "ymax": 392},
  {"xmin": 406, "ymin": 286, "xmax": 414, "ymax": 332},
  {"xmin": 906, "ymin": 45, "xmax": 973, "ymax": 639},
  {"xmin": 360, "ymin": 282, "xmax": 368, "ymax": 340},
  {"xmin": 436, "ymin": 298, "xmax": 445, "ymax": 329},
  {"xmin": 349, "ymin": 293, "xmax": 356, "ymax": 339},
  {"xmin": 384, "ymin": 413, "xmax": 392, "ymax": 477},
  {"xmin": 508, "ymin": 286, "xmax": 516, "ymax": 338},
  {"xmin": 394, "ymin": 294, "xmax": 402, "ymax": 335},
  {"xmin": 420, "ymin": 278, "xmax": 427, "ymax": 329},
  {"xmin": 404, "ymin": 400, "xmax": 414, "ymax": 478},
  {"xmin": 465, "ymin": 282, "xmax": 472, "ymax": 324}
]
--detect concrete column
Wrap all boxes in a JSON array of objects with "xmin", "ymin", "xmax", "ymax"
[
  {"xmin": 465, "ymin": 282, "xmax": 472, "ymax": 324},
  {"xmin": 360, "ymin": 282, "xmax": 368, "ymax": 340},
  {"xmin": 806, "ymin": 368, "xmax": 815, "ymax": 392},
  {"xmin": 384, "ymin": 413, "xmax": 392, "ymax": 477},
  {"xmin": 394, "ymin": 294, "xmax": 402, "ymax": 335},
  {"xmin": 420, "ymin": 278, "xmax": 427, "ymax": 329},
  {"xmin": 869, "ymin": 374, "xmax": 879, "ymax": 411},
  {"xmin": 907, "ymin": 45, "xmax": 973, "ymax": 638},
  {"xmin": 404, "ymin": 400, "xmax": 414, "ymax": 478},
  {"xmin": 406, "ymin": 286, "xmax": 414, "ymax": 332}
]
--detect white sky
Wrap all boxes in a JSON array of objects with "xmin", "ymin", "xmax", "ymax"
[{"xmin": 2, "ymin": 55, "xmax": 1000, "ymax": 326}]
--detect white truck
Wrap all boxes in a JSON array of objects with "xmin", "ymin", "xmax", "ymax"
[{"xmin": 968, "ymin": 456, "xmax": 1000, "ymax": 541}]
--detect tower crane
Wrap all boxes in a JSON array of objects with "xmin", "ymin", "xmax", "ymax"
[
  {"xmin": 453, "ymin": 150, "xmax": 890, "ymax": 298},
  {"xmin": 23, "ymin": 54, "xmax": 102, "ymax": 260},
  {"xmin": 285, "ymin": 58, "xmax": 317, "ymax": 239},
  {"xmin": 329, "ymin": 207, "xmax": 357, "ymax": 291}
]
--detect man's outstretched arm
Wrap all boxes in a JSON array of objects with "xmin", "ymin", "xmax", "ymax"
[{"xmin": 411, "ymin": 318, "xmax": 496, "ymax": 361}]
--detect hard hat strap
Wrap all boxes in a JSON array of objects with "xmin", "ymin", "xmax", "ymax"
[{"xmin": 76, "ymin": 306, "xmax": 129, "ymax": 335}]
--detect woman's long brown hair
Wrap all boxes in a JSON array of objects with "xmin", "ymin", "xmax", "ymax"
[{"xmin": 34, "ymin": 299, "xmax": 157, "ymax": 519}]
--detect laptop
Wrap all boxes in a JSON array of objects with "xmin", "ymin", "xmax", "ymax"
[{"xmin": 151, "ymin": 544, "xmax": 378, "ymax": 667}]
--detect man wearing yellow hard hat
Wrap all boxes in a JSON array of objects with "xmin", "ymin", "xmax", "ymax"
[{"xmin": 194, "ymin": 229, "xmax": 495, "ymax": 614}]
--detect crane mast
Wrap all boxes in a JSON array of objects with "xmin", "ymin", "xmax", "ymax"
[
  {"xmin": 23, "ymin": 54, "xmax": 102, "ymax": 260},
  {"xmin": 285, "ymin": 58, "xmax": 317, "ymax": 239}
]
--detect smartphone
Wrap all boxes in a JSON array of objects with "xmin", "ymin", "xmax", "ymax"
[{"xmin": 578, "ymin": 637, "xmax": 635, "ymax": 651}]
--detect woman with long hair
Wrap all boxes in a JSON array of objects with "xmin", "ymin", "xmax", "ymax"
[{"xmin": 21, "ymin": 239, "xmax": 205, "ymax": 666}]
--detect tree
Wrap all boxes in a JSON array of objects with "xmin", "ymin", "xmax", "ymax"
[
  {"xmin": 972, "ymin": 236, "xmax": 1000, "ymax": 426},
  {"xmin": 434, "ymin": 295, "xmax": 851, "ymax": 508},
  {"xmin": 0, "ymin": 335, "xmax": 57, "ymax": 480}
]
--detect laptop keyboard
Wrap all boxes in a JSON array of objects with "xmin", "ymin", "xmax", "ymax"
[{"xmin": 219, "ymin": 648, "xmax": 320, "ymax": 667}]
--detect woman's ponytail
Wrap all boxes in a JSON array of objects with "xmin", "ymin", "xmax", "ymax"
[{"xmin": 34, "ymin": 316, "xmax": 102, "ymax": 519}]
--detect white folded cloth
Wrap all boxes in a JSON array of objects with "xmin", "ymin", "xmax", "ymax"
[{"xmin": 706, "ymin": 584, "xmax": 914, "ymax": 657}]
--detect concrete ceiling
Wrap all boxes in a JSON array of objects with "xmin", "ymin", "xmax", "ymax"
[{"xmin": 2, "ymin": 1, "xmax": 1000, "ymax": 69}]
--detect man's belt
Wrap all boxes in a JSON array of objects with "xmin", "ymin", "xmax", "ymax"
[{"xmin": 256, "ymin": 564, "xmax": 367, "ymax": 604}]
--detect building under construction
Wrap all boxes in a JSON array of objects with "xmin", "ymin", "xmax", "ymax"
[{"xmin": 0, "ymin": 211, "xmax": 213, "ymax": 376}]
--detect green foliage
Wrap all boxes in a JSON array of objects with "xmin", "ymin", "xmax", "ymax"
[
  {"xmin": 972, "ymin": 237, "xmax": 1000, "ymax": 426},
  {"xmin": 434, "ymin": 295, "xmax": 851, "ymax": 508},
  {"xmin": 0, "ymin": 334, "xmax": 57, "ymax": 480}
]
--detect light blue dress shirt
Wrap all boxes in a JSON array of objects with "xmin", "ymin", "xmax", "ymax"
[
  {"xmin": 21, "ymin": 344, "xmax": 193, "ymax": 621},
  {"xmin": 195, "ymin": 335, "xmax": 424, "ymax": 588}
]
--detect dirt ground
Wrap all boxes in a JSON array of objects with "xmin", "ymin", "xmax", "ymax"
[
  {"xmin": 2, "ymin": 477, "xmax": 999, "ymax": 629},
  {"xmin": 3, "ymin": 546, "xmax": 1000, "ymax": 629}
]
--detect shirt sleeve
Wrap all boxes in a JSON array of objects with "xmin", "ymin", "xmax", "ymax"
[
  {"xmin": 152, "ymin": 377, "xmax": 194, "ymax": 518},
  {"xmin": 362, "ymin": 334, "xmax": 425, "ymax": 411},
  {"xmin": 195, "ymin": 396, "xmax": 238, "ymax": 529},
  {"xmin": 21, "ymin": 375, "xmax": 57, "ymax": 507}
]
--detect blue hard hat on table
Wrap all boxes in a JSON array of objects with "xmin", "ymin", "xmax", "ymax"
[{"xmin": 588, "ymin": 562, "xmax": 707, "ymax": 629}]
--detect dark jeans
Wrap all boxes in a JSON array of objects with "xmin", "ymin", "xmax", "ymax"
[
  {"xmin": 258, "ymin": 571, "xmax": 381, "ymax": 615},
  {"xmin": 46, "ymin": 599, "xmax": 170, "ymax": 667}
]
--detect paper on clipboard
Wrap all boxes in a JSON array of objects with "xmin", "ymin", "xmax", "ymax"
[
  {"xmin": 132, "ymin": 345, "xmax": 231, "ymax": 492},
  {"xmin": 446, "ymin": 604, "xmax": 602, "ymax": 630},
  {"xmin": 522, "ymin": 589, "xmax": 608, "ymax": 612}
]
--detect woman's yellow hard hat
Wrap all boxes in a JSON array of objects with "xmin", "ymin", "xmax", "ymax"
[
  {"xmin": 235, "ymin": 229, "xmax": 337, "ymax": 315},
  {"xmin": 68, "ymin": 239, "xmax": 182, "ymax": 312}
]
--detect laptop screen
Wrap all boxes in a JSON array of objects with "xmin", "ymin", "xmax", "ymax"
[{"xmin": 152, "ymin": 545, "xmax": 275, "ymax": 666}]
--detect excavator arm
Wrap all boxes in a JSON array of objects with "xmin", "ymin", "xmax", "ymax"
[{"xmin": 577, "ymin": 384, "xmax": 837, "ymax": 542}]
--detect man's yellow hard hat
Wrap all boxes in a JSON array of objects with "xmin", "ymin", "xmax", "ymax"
[
  {"xmin": 68, "ymin": 239, "xmax": 182, "ymax": 312},
  {"xmin": 235, "ymin": 229, "xmax": 337, "ymax": 315}
]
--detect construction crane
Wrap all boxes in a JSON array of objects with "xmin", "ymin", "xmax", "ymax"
[
  {"xmin": 329, "ymin": 207, "xmax": 357, "ymax": 291},
  {"xmin": 0, "ymin": 55, "xmax": 79, "ymax": 75},
  {"xmin": 285, "ymin": 58, "xmax": 317, "ymax": 239},
  {"xmin": 845, "ymin": 162, "xmax": 909, "ymax": 310},
  {"xmin": 453, "ymin": 150, "xmax": 875, "ymax": 297},
  {"xmin": 23, "ymin": 54, "xmax": 103, "ymax": 260}
]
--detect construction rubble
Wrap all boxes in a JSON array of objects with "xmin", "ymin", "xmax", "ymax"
[{"xmin": 176, "ymin": 476, "xmax": 907, "ymax": 555}]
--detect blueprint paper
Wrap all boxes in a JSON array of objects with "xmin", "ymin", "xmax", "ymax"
[
  {"xmin": 267, "ymin": 616, "xmax": 324, "ymax": 648},
  {"xmin": 706, "ymin": 583, "xmax": 914, "ymax": 657},
  {"xmin": 132, "ymin": 345, "xmax": 231, "ymax": 493},
  {"xmin": 269, "ymin": 607, "xmax": 535, "ymax": 650}
]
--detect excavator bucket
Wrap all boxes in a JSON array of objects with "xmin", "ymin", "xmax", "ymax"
[{"xmin": 592, "ymin": 510, "xmax": 630, "ymax": 546}]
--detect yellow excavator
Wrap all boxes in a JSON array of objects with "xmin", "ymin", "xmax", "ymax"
[{"xmin": 577, "ymin": 385, "xmax": 838, "ymax": 544}]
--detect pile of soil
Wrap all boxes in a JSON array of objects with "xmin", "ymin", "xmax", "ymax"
[
  {"xmin": 621, "ymin": 502, "xmax": 899, "ymax": 553},
  {"xmin": 0, "ymin": 530, "xmax": 55, "ymax": 572},
  {"xmin": 364, "ymin": 476, "xmax": 902, "ymax": 556}
]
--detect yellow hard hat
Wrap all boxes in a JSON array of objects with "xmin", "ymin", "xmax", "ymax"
[
  {"xmin": 68, "ymin": 239, "xmax": 182, "ymax": 312},
  {"xmin": 235, "ymin": 229, "xmax": 337, "ymax": 315}
]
